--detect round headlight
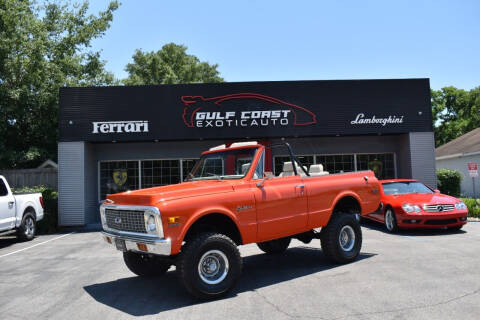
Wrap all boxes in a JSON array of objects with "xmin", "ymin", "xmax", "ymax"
[{"xmin": 147, "ymin": 215, "xmax": 156, "ymax": 232}]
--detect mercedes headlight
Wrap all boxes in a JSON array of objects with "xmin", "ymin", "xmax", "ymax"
[
  {"xmin": 455, "ymin": 201, "xmax": 467, "ymax": 210},
  {"xmin": 402, "ymin": 203, "xmax": 421, "ymax": 213}
]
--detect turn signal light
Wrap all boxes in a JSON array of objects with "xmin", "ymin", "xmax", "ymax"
[
  {"xmin": 105, "ymin": 236, "xmax": 112, "ymax": 244},
  {"xmin": 168, "ymin": 216, "xmax": 180, "ymax": 224},
  {"xmin": 137, "ymin": 243, "xmax": 148, "ymax": 252}
]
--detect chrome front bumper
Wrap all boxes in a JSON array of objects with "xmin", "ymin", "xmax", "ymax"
[{"xmin": 102, "ymin": 230, "xmax": 171, "ymax": 256}]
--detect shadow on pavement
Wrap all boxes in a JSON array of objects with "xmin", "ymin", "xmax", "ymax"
[
  {"xmin": 84, "ymin": 247, "xmax": 375, "ymax": 316},
  {"xmin": 361, "ymin": 219, "xmax": 467, "ymax": 237},
  {"xmin": 0, "ymin": 236, "xmax": 19, "ymax": 250}
]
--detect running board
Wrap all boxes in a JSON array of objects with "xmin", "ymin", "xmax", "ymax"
[{"xmin": 0, "ymin": 229, "xmax": 17, "ymax": 237}]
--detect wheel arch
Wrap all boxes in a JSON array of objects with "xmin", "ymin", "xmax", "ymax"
[
  {"xmin": 180, "ymin": 210, "xmax": 243, "ymax": 247},
  {"xmin": 331, "ymin": 192, "xmax": 362, "ymax": 215},
  {"xmin": 23, "ymin": 206, "xmax": 36, "ymax": 219}
]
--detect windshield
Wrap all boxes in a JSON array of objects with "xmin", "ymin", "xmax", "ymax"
[
  {"xmin": 382, "ymin": 182, "xmax": 433, "ymax": 195},
  {"xmin": 187, "ymin": 148, "xmax": 258, "ymax": 181}
]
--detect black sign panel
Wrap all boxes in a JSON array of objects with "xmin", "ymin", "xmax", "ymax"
[{"xmin": 59, "ymin": 79, "xmax": 432, "ymax": 142}]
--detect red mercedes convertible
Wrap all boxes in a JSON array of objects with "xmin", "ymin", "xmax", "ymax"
[{"xmin": 364, "ymin": 179, "xmax": 468, "ymax": 232}]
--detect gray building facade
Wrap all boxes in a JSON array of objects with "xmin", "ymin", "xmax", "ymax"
[{"xmin": 58, "ymin": 79, "xmax": 435, "ymax": 226}]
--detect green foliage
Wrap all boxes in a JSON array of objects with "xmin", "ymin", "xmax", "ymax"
[
  {"xmin": 12, "ymin": 185, "xmax": 58, "ymax": 233},
  {"xmin": 0, "ymin": 0, "xmax": 119, "ymax": 169},
  {"xmin": 460, "ymin": 198, "xmax": 480, "ymax": 217},
  {"xmin": 123, "ymin": 43, "xmax": 224, "ymax": 85},
  {"xmin": 436, "ymin": 168, "xmax": 463, "ymax": 197},
  {"xmin": 432, "ymin": 86, "xmax": 480, "ymax": 147}
]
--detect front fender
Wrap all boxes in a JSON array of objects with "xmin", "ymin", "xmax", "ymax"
[{"xmin": 171, "ymin": 207, "xmax": 241, "ymax": 255}]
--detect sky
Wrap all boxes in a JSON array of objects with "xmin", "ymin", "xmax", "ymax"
[{"xmin": 88, "ymin": 0, "xmax": 480, "ymax": 90}]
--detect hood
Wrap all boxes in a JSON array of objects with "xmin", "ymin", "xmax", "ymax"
[
  {"xmin": 106, "ymin": 180, "xmax": 235, "ymax": 205},
  {"xmin": 384, "ymin": 193, "xmax": 460, "ymax": 206}
]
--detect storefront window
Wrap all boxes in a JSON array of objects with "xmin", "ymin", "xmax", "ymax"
[
  {"xmin": 356, "ymin": 153, "xmax": 395, "ymax": 179},
  {"xmin": 316, "ymin": 154, "xmax": 354, "ymax": 174},
  {"xmin": 273, "ymin": 153, "xmax": 395, "ymax": 178},
  {"xmin": 182, "ymin": 159, "xmax": 199, "ymax": 180},
  {"xmin": 100, "ymin": 161, "xmax": 139, "ymax": 200},
  {"xmin": 141, "ymin": 160, "xmax": 180, "ymax": 188}
]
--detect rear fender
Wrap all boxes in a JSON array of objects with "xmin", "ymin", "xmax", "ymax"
[
  {"xmin": 15, "ymin": 201, "xmax": 37, "ymax": 228},
  {"xmin": 329, "ymin": 191, "xmax": 363, "ymax": 216}
]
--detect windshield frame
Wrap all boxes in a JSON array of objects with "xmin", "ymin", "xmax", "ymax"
[
  {"xmin": 186, "ymin": 145, "xmax": 261, "ymax": 181},
  {"xmin": 381, "ymin": 181, "xmax": 434, "ymax": 196}
]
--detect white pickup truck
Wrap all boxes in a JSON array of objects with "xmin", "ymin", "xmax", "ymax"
[{"xmin": 0, "ymin": 175, "xmax": 44, "ymax": 241}]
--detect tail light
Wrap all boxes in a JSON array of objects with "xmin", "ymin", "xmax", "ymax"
[{"xmin": 40, "ymin": 196, "xmax": 45, "ymax": 209}]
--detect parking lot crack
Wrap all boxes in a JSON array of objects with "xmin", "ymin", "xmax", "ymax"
[
  {"xmin": 329, "ymin": 287, "xmax": 480, "ymax": 319},
  {"xmin": 253, "ymin": 289, "xmax": 327, "ymax": 320}
]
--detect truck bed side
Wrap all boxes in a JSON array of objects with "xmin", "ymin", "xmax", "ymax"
[
  {"xmin": 13, "ymin": 193, "xmax": 44, "ymax": 227},
  {"xmin": 303, "ymin": 170, "xmax": 380, "ymax": 228}
]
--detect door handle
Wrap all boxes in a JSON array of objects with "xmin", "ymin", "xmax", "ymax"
[
  {"xmin": 295, "ymin": 184, "xmax": 305, "ymax": 196},
  {"xmin": 8, "ymin": 201, "xmax": 14, "ymax": 209}
]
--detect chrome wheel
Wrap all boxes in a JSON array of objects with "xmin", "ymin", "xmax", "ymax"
[
  {"xmin": 338, "ymin": 225, "xmax": 355, "ymax": 252},
  {"xmin": 385, "ymin": 209, "xmax": 394, "ymax": 231},
  {"xmin": 198, "ymin": 250, "xmax": 229, "ymax": 285},
  {"xmin": 25, "ymin": 216, "xmax": 35, "ymax": 237}
]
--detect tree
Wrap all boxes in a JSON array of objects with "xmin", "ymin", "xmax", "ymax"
[
  {"xmin": 0, "ymin": 0, "xmax": 119, "ymax": 169},
  {"xmin": 432, "ymin": 86, "xmax": 480, "ymax": 147},
  {"xmin": 123, "ymin": 43, "xmax": 224, "ymax": 85}
]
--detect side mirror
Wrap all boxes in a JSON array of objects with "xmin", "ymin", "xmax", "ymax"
[
  {"xmin": 256, "ymin": 172, "xmax": 273, "ymax": 188},
  {"xmin": 434, "ymin": 189, "xmax": 441, "ymax": 194}
]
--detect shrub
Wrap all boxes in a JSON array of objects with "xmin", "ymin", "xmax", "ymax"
[
  {"xmin": 11, "ymin": 185, "xmax": 58, "ymax": 234},
  {"xmin": 437, "ymin": 169, "xmax": 462, "ymax": 197},
  {"xmin": 461, "ymin": 198, "xmax": 480, "ymax": 217}
]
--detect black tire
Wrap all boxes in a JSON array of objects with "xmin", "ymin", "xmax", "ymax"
[
  {"xmin": 178, "ymin": 232, "xmax": 242, "ymax": 300},
  {"xmin": 384, "ymin": 207, "xmax": 398, "ymax": 233},
  {"xmin": 320, "ymin": 213, "xmax": 362, "ymax": 264},
  {"xmin": 123, "ymin": 251, "xmax": 171, "ymax": 277},
  {"xmin": 16, "ymin": 212, "xmax": 36, "ymax": 241},
  {"xmin": 257, "ymin": 237, "xmax": 291, "ymax": 254}
]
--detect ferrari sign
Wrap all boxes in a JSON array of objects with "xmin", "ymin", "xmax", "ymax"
[{"xmin": 468, "ymin": 162, "xmax": 478, "ymax": 177}]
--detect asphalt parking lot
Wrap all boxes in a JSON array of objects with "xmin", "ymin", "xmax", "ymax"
[{"xmin": 1, "ymin": 222, "xmax": 479, "ymax": 320}]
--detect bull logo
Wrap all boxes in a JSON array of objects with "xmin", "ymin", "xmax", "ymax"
[
  {"xmin": 113, "ymin": 170, "xmax": 127, "ymax": 186},
  {"xmin": 368, "ymin": 159, "xmax": 383, "ymax": 178}
]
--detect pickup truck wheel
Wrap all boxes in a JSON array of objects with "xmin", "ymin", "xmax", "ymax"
[
  {"xmin": 123, "ymin": 252, "xmax": 171, "ymax": 277},
  {"xmin": 320, "ymin": 213, "xmax": 362, "ymax": 264},
  {"xmin": 257, "ymin": 237, "xmax": 291, "ymax": 254},
  {"xmin": 16, "ymin": 212, "xmax": 36, "ymax": 241},
  {"xmin": 178, "ymin": 232, "xmax": 242, "ymax": 300}
]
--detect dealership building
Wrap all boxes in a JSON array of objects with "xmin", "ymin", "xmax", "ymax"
[{"xmin": 58, "ymin": 78, "xmax": 435, "ymax": 226}]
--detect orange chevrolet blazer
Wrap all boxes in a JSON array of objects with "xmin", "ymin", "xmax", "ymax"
[{"xmin": 100, "ymin": 142, "xmax": 381, "ymax": 299}]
